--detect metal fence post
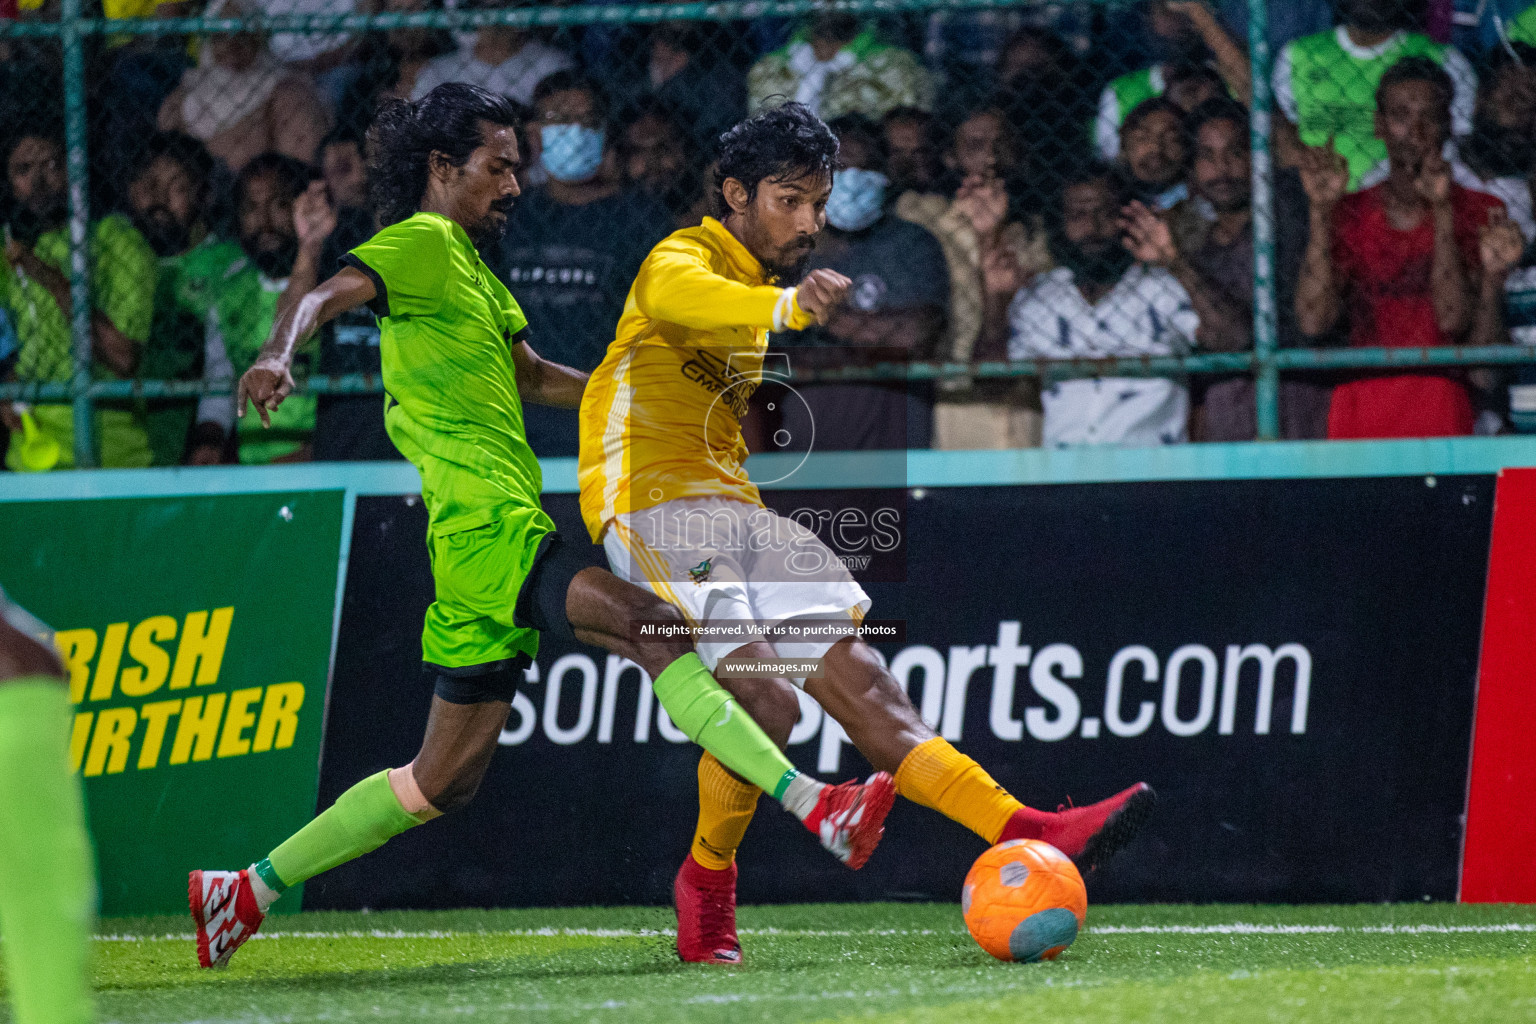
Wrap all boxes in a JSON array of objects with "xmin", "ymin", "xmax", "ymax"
[
  {"xmin": 62, "ymin": 0, "xmax": 96, "ymax": 468},
  {"xmin": 1247, "ymin": 0, "xmax": 1280, "ymax": 441}
]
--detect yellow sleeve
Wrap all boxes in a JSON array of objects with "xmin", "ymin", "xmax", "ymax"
[{"xmin": 633, "ymin": 238, "xmax": 816, "ymax": 332}]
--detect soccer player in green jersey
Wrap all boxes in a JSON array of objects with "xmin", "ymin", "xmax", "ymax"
[
  {"xmin": 189, "ymin": 84, "xmax": 893, "ymax": 968},
  {"xmin": 0, "ymin": 588, "xmax": 97, "ymax": 1024}
]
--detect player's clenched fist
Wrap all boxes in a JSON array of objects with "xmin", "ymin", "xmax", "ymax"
[
  {"xmin": 797, "ymin": 268, "xmax": 852, "ymax": 325},
  {"xmin": 237, "ymin": 358, "xmax": 295, "ymax": 428}
]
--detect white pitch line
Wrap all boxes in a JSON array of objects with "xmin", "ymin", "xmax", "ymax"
[
  {"xmin": 91, "ymin": 923, "xmax": 1536, "ymax": 943},
  {"xmin": 1093, "ymin": 924, "xmax": 1536, "ymax": 935}
]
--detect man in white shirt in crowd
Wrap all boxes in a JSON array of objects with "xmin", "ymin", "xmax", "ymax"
[
  {"xmin": 1007, "ymin": 163, "xmax": 1198, "ymax": 447},
  {"xmin": 411, "ymin": 0, "xmax": 574, "ymax": 107}
]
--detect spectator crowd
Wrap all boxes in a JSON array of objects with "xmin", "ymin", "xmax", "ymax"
[{"xmin": 4, "ymin": 0, "xmax": 1536, "ymax": 467}]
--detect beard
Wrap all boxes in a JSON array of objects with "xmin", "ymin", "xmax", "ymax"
[
  {"xmin": 1199, "ymin": 177, "xmax": 1251, "ymax": 213},
  {"xmin": 133, "ymin": 207, "xmax": 192, "ymax": 258},
  {"xmin": 1465, "ymin": 115, "xmax": 1534, "ymax": 178},
  {"xmin": 468, "ymin": 194, "xmax": 517, "ymax": 248},
  {"xmin": 1053, "ymin": 235, "xmax": 1133, "ymax": 286},
  {"xmin": 8, "ymin": 195, "xmax": 67, "ymax": 245},
  {"xmin": 244, "ymin": 234, "xmax": 298, "ymax": 279},
  {"xmin": 763, "ymin": 237, "xmax": 816, "ymax": 285}
]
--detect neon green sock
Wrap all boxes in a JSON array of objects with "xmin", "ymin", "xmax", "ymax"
[
  {"xmin": 0, "ymin": 679, "xmax": 96, "ymax": 1024},
  {"xmin": 265, "ymin": 770, "xmax": 425, "ymax": 889},
  {"xmin": 652, "ymin": 653, "xmax": 800, "ymax": 801}
]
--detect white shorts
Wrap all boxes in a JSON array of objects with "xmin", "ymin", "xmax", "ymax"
[{"xmin": 602, "ymin": 497, "xmax": 871, "ymax": 681}]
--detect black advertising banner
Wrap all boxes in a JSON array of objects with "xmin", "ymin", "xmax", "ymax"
[{"xmin": 309, "ymin": 475, "xmax": 1491, "ymax": 911}]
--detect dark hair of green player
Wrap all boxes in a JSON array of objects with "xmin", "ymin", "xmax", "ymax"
[{"xmin": 367, "ymin": 82, "xmax": 523, "ymax": 228}]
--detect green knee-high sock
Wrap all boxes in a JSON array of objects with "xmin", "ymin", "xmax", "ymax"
[
  {"xmin": 653, "ymin": 654, "xmax": 802, "ymax": 802},
  {"xmin": 0, "ymin": 679, "xmax": 96, "ymax": 1024},
  {"xmin": 260, "ymin": 770, "xmax": 425, "ymax": 892}
]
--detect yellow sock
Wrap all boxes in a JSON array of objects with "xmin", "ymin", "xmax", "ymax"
[
  {"xmin": 894, "ymin": 736, "xmax": 1024, "ymax": 844},
  {"xmin": 690, "ymin": 752, "xmax": 762, "ymax": 870}
]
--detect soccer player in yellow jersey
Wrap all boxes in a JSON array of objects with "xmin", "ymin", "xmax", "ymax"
[
  {"xmin": 189, "ymin": 86, "xmax": 895, "ymax": 970},
  {"xmin": 579, "ymin": 103, "xmax": 1156, "ymax": 964}
]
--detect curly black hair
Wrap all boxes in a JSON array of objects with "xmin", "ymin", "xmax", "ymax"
[
  {"xmin": 713, "ymin": 101, "xmax": 838, "ymax": 217},
  {"xmin": 131, "ymin": 131, "xmax": 216, "ymax": 202},
  {"xmin": 366, "ymin": 82, "xmax": 521, "ymax": 227},
  {"xmin": 236, "ymin": 151, "xmax": 315, "ymax": 206},
  {"xmin": 1376, "ymin": 55, "xmax": 1454, "ymax": 114}
]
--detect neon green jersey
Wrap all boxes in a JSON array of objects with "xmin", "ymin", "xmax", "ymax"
[
  {"xmin": 1274, "ymin": 27, "xmax": 1476, "ymax": 188},
  {"xmin": 174, "ymin": 239, "xmax": 315, "ymax": 464},
  {"xmin": 2, "ymin": 213, "xmax": 155, "ymax": 383},
  {"xmin": 345, "ymin": 211, "xmax": 554, "ymax": 543},
  {"xmin": 0, "ymin": 213, "xmax": 155, "ymax": 469},
  {"xmin": 1510, "ymin": 5, "xmax": 1536, "ymax": 46}
]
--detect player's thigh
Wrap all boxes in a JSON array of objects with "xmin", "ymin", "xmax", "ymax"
[
  {"xmin": 602, "ymin": 511, "xmax": 762, "ymax": 670},
  {"xmin": 425, "ymin": 518, "xmax": 544, "ymax": 674},
  {"xmin": 742, "ymin": 509, "xmax": 872, "ymax": 630},
  {"xmin": 512, "ymin": 530, "xmax": 609, "ymax": 647}
]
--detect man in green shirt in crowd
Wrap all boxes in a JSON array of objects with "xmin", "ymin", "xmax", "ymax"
[
  {"xmin": 1273, "ymin": 0, "xmax": 1476, "ymax": 188},
  {"xmin": 182, "ymin": 153, "xmax": 318, "ymax": 465},
  {"xmin": 189, "ymin": 83, "xmax": 891, "ymax": 970},
  {"xmin": 1, "ymin": 129, "xmax": 156, "ymax": 470},
  {"xmin": 126, "ymin": 131, "xmax": 221, "ymax": 466}
]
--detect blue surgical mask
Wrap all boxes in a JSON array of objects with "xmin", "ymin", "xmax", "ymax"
[
  {"xmin": 540, "ymin": 123, "xmax": 605, "ymax": 183},
  {"xmin": 826, "ymin": 167, "xmax": 889, "ymax": 232}
]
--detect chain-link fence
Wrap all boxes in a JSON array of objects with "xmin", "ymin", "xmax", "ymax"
[{"xmin": 2, "ymin": 0, "xmax": 1536, "ymax": 467}]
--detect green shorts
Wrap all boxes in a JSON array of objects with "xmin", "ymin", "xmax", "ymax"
[{"xmin": 422, "ymin": 512, "xmax": 552, "ymax": 673}]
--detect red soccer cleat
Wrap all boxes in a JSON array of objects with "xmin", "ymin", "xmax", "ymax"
[
  {"xmin": 1000, "ymin": 782, "xmax": 1156, "ymax": 872},
  {"xmin": 803, "ymin": 771, "xmax": 896, "ymax": 870},
  {"xmin": 189, "ymin": 868, "xmax": 265, "ymax": 968},
  {"xmin": 674, "ymin": 854, "xmax": 742, "ymax": 964}
]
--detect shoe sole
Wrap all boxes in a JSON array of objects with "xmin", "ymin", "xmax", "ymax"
[
  {"xmin": 188, "ymin": 870, "xmax": 213, "ymax": 969},
  {"xmin": 1072, "ymin": 783, "xmax": 1156, "ymax": 873},
  {"xmin": 845, "ymin": 772, "xmax": 897, "ymax": 870}
]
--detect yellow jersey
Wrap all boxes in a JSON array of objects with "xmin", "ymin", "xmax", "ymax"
[{"xmin": 577, "ymin": 216, "xmax": 815, "ymax": 541}]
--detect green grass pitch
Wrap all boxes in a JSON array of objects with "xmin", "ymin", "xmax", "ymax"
[{"xmin": 11, "ymin": 902, "xmax": 1536, "ymax": 1023}]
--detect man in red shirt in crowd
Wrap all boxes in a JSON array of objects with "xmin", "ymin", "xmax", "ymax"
[{"xmin": 1296, "ymin": 56, "xmax": 1504, "ymax": 439}]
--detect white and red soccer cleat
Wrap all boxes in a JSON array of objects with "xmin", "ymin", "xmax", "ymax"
[
  {"xmin": 673, "ymin": 854, "xmax": 742, "ymax": 964},
  {"xmin": 189, "ymin": 868, "xmax": 265, "ymax": 968},
  {"xmin": 803, "ymin": 771, "xmax": 896, "ymax": 870}
]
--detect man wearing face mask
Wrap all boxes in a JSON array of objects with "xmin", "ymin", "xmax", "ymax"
[
  {"xmin": 1122, "ymin": 98, "xmax": 1329, "ymax": 440},
  {"xmin": 1008, "ymin": 164, "xmax": 1199, "ymax": 447},
  {"xmin": 1095, "ymin": 1, "xmax": 1210, "ymax": 161},
  {"xmin": 779, "ymin": 114, "xmax": 947, "ymax": 450},
  {"xmin": 179, "ymin": 153, "xmax": 319, "ymax": 464},
  {"xmin": 128, "ymin": 131, "xmax": 221, "ymax": 466},
  {"xmin": 490, "ymin": 71, "xmax": 673, "ymax": 456},
  {"xmin": 1273, "ymin": 0, "xmax": 1476, "ymax": 189},
  {"xmin": 1118, "ymin": 96, "xmax": 1193, "ymax": 211}
]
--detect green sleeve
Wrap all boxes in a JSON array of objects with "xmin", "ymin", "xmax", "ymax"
[
  {"xmin": 93, "ymin": 215, "xmax": 157, "ymax": 342},
  {"xmin": 1511, "ymin": 6, "xmax": 1536, "ymax": 45},
  {"xmin": 503, "ymin": 289, "xmax": 529, "ymax": 340},
  {"xmin": 344, "ymin": 215, "xmax": 452, "ymax": 318}
]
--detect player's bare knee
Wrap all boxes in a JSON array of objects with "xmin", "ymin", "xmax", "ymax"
[{"xmin": 636, "ymin": 600, "xmax": 694, "ymax": 675}]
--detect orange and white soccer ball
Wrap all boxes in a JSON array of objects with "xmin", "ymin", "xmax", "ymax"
[{"xmin": 962, "ymin": 839, "xmax": 1087, "ymax": 962}]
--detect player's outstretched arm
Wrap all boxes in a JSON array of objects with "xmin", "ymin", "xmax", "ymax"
[
  {"xmin": 238, "ymin": 266, "xmax": 376, "ymax": 428},
  {"xmin": 634, "ymin": 244, "xmax": 851, "ymax": 335},
  {"xmin": 509, "ymin": 340, "xmax": 588, "ymax": 409}
]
